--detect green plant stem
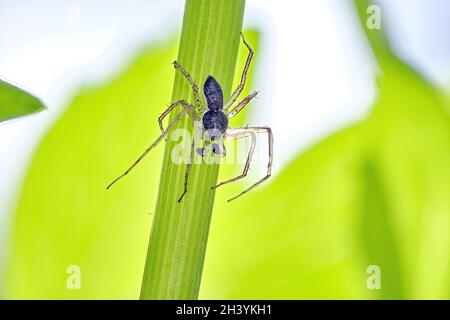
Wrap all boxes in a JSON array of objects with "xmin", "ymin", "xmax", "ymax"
[{"xmin": 140, "ymin": 0, "xmax": 246, "ymax": 299}]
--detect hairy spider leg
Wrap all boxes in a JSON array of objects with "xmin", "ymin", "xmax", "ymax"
[
  {"xmin": 227, "ymin": 127, "xmax": 273, "ymax": 202},
  {"xmin": 173, "ymin": 60, "xmax": 204, "ymax": 113},
  {"xmin": 212, "ymin": 128, "xmax": 256, "ymax": 189},
  {"xmin": 106, "ymin": 105, "xmax": 195, "ymax": 190},
  {"xmin": 178, "ymin": 138, "xmax": 196, "ymax": 203},
  {"xmin": 223, "ymin": 32, "xmax": 254, "ymax": 111},
  {"xmin": 158, "ymin": 99, "xmax": 199, "ymax": 135},
  {"xmin": 227, "ymin": 91, "xmax": 258, "ymax": 119}
]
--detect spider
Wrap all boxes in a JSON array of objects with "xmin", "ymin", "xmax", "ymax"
[{"xmin": 107, "ymin": 32, "xmax": 273, "ymax": 203}]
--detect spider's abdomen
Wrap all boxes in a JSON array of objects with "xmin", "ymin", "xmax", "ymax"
[
  {"xmin": 202, "ymin": 110, "xmax": 228, "ymax": 136},
  {"xmin": 203, "ymin": 76, "xmax": 223, "ymax": 111}
]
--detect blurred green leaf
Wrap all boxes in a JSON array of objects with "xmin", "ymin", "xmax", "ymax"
[
  {"xmin": 2, "ymin": 31, "xmax": 258, "ymax": 299},
  {"xmin": 359, "ymin": 160, "xmax": 405, "ymax": 298},
  {"xmin": 3, "ymin": 41, "xmax": 178, "ymax": 299},
  {"xmin": 0, "ymin": 79, "xmax": 45, "ymax": 123},
  {"xmin": 200, "ymin": 58, "xmax": 450, "ymax": 299},
  {"xmin": 199, "ymin": 8, "xmax": 450, "ymax": 300},
  {"xmin": 202, "ymin": 124, "xmax": 369, "ymax": 299},
  {"xmin": 363, "ymin": 59, "xmax": 450, "ymax": 299}
]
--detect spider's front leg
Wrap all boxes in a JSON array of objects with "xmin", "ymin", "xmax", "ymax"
[{"xmin": 223, "ymin": 32, "xmax": 254, "ymax": 111}]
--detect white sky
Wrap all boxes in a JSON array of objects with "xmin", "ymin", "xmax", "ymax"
[{"xmin": 0, "ymin": 0, "xmax": 449, "ymax": 233}]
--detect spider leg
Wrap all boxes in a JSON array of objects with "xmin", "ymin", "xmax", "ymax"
[
  {"xmin": 173, "ymin": 61, "xmax": 204, "ymax": 113},
  {"xmin": 178, "ymin": 138, "xmax": 195, "ymax": 203},
  {"xmin": 227, "ymin": 91, "xmax": 258, "ymax": 119},
  {"xmin": 227, "ymin": 127, "xmax": 273, "ymax": 202},
  {"xmin": 106, "ymin": 106, "xmax": 192, "ymax": 190},
  {"xmin": 158, "ymin": 99, "xmax": 198, "ymax": 135},
  {"xmin": 223, "ymin": 32, "xmax": 254, "ymax": 111},
  {"xmin": 211, "ymin": 128, "xmax": 256, "ymax": 189}
]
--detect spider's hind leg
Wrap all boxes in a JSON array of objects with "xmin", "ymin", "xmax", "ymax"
[
  {"xmin": 178, "ymin": 138, "xmax": 196, "ymax": 203},
  {"xmin": 212, "ymin": 128, "xmax": 256, "ymax": 189},
  {"xmin": 226, "ymin": 127, "xmax": 273, "ymax": 202}
]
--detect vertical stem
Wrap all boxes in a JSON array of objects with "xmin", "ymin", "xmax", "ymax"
[{"xmin": 140, "ymin": 0, "xmax": 246, "ymax": 299}]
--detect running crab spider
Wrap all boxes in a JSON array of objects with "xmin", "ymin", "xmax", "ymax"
[{"xmin": 107, "ymin": 32, "xmax": 273, "ymax": 203}]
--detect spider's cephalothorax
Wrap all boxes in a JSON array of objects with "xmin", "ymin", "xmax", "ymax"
[
  {"xmin": 200, "ymin": 76, "xmax": 229, "ymax": 155},
  {"xmin": 107, "ymin": 32, "xmax": 273, "ymax": 203}
]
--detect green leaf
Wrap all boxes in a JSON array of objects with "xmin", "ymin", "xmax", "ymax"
[
  {"xmin": 200, "ymin": 59, "xmax": 450, "ymax": 299},
  {"xmin": 199, "ymin": 2, "xmax": 450, "ymax": 300},
  {"xmin": 363, "ymin": 59, "xmax": 450, "ymax": 299},
  {"xmin": 3, "ymin": 40, "xmax": 178, "ymax": 299},
  {"xmin": 202, "ymin": 124, "xmax": 369, "ymax": 299},
  {"xmin": 0, "ymin": 79, "xmax": 45, "ymax": 122}
]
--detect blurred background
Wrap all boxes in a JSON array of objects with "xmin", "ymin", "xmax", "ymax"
[{"xmin": 0, "ymin": 0, "xmax": 449, "ymax": 299}]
